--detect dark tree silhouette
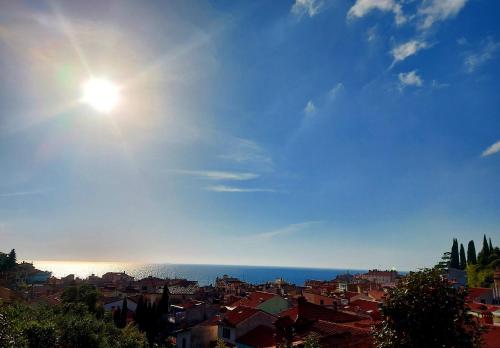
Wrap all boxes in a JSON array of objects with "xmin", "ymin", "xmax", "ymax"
[
  {"xmin": 450, "ymin": 239, "xmax": 460, "ymax": 269},
  {"xmin": 459, "ymin": 243, "xmax": 466, "ymax": 270},
  {"xmin": 467, "ymin": 240, "xmax": 477, "ymax": 265}
]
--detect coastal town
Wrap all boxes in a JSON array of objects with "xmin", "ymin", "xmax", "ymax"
[{"xmin": 1, "ymin": 246, "xmax": 499, "ymax": 347}]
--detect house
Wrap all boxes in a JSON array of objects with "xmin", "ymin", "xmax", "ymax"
[
  {"xmin": 102, "ymin": 272, "xmax": 134, "ymax": 284},
  {"xmin": 302, "ymin": 290, "xmax": 337, "ymax": 307},
  {"xmin": 217, "ymin": 306, "xmax": 276, "ymax": 346},
  {"xmin": 343, "ymin": 299, "xmax": 381, "ymax": 321},
  {"xmin": 293, "ymin": 320, "xmax": 374, "ymax": 347},
  {"xmin": 169, "ymin": 284, "xmax": 199, "ymax": 302},
  {"xmin": 175, "ymin": 315, "xmax": 220, "ymax": 348},
  {"xmin": 359, "ymin": 270, "xmax": 398, "ymax": 286},
  {"xmin": 468, "ymin": 288, "xmax": 494, "ymax": 304},
  {"xmin": 447, "ymin": 268, "xmax": 467, "ymax": 287},
  {"xmin": 216, "ymin": 275, "xmax": 247, "ymax": 295},
  {"xmin": 103, "ymin": 296, "xmax": 138, "ymax": 312},
  {"xmin": 170, "ymin": 300, "xmax": 206, "ymax": 325},
  {"xmin": 236, "ymin": 325, "xmax": 276, "ymax": 348},
  {"xmin": 231, "ymin": 291, "xmax": 289, "ymax": 314}
]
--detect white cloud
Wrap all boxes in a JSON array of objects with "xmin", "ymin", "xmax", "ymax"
[
  {"xmin": 464, "ymin": 38, "xmax": 500, "ymax": 73},
  {"xmin": 328, "ymin": 83, "xmax": 344, "ymax": 100},
  {"xmin": 218, "ymin": 137, "xmax": 273, "ymax": 170},
  {"xmin": 0, "ymin": 189, "xmax": 48, "ymax": 197},
  {"xmin": 418, "ymin": 0, "xmax": 468, "ymax": 30},
  {"xmin": 171, "ymin": 170, "xmax": 259, "ymax": 181},
  {"xmin": 398, "ymin": 70, "xmax": 423, "ymax": 87},
  {"xmin": 481, "ymin": 141, "xmax": 500, "ymax": 157},
  {"xmin": 367, "ymin": 26, "xmax": 377, "ymax": 42},
  {"xmin": 206, "ymin": 185, "xmax": 276, "ymax": 193},
  {"xmin": 304, "ymin": 100, "xmax": 316, "ymax": 115},
  {"xmin": 291, "ymin": 0, "xmax": 324, "ymax": 18},
  {"xmin": 348, "ymin": 0, "xmax": 406, "ymax": 25},
  {"xmin": 391, "ymin": 40, "xmax": 428, "ymax": 65},
  {"xmin": 250, "ymin": 221, "xmax": 324, "ymax": 240}
]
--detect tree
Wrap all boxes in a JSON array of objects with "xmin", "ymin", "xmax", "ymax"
[
  {"xmin": 478, "ymin": 234, "xmax": 491, "ymax": 266},
  {"xmin": 450, "ymin": 239, "xmax": 460, "ymax": 269},
  {"xmin": 489, "ymin": 238, "xmax": 493, "ymax": 252},
  {"xmin": 6, "ymin": 249, "xmax": 16, "ymax": 270},
  {"xmin": 120, "ymin": 297, "xmax": 128, "ymax": 328},
  {"xmin": 304, "ymin": 334, "xmax": 321, "ymax": 348},
  {"xmin": 459, "ymin": 244, "xmax": 467, "ymax": 270},
  {"xmin": 467, "ymin": 240, "xmax": 477, "ymax": 265},
  {"xmin": 374, "ymin": 268, "xmax": 482, "ymax": 348},
  {"xmin": 435, "ymin": 251, "xmax": 451, "ymax": 273},
  {"xmin": 113, "ymin": 307, "xmax": 122, "ymax": 328},
  {"xmin": 157, "ymin": 285, "xmax": 170, "ymax": 316}
]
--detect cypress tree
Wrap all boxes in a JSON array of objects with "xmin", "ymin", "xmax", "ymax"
[
  {"xmin": 483, "ymin": 235, "xmax": 490, "ymax": 256},
  {"xmin": 489, "ymin": 238, "xmax": 493, "ymax": 252},
  {"xmin": 120, "ymin": 297, "xmax": 128, "ymax": 328},
  {"xmin": 158, "ymin": 285, "xmax": 170, "ymax": 316},
  {"xmin": 459, "ymin": 244, "xmax": 466, "ymax": 270},
  {"xmin": 113, "ymin": 307, "xmax": 122, "ymax": 327},
  {"xmin": 467, "ymin": 240, "xmax": 477, "ymax": 265},
  {"xmin": 450, "ymin": 239, "xmax": 460, "ymax": 269},
  {"xmin": 479, "ymin": 234, "xmax": 490, "ymax": 265},
  {"xmin": 135, "ymin": 296, "xmax": 144, "ymax": 330},
  {"xmin": 7, "ymin": 249, "xmax": 16, "ymax": 270}
]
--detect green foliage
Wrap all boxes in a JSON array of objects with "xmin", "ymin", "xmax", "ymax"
[
  {"xmin": 304, "ymin": 334, "xmax": 321, "ymax": 348},
  {"xmin": 374, "ymin": 268, "xmax": 482, "ymax": 348},
  {"xmin": 450, "ymin": 239, "xmax": 460, "ymax": 269},
  {"xmin": 0, "ymin": 249, "xmax": 17, "ymax": 273},
  {"xmin": 61, "ymin": 284, "xmax": 99, "ymax": 313},
  {"xmin": 435, "ymin": 251, "xmax": 451, "ymax": 273},
  {"xmin": 215, "ymin": 338, "xmax": 227, "ymax": 348},
  {"xmin": 466, "ymin": 236, "xmax": 499, "ymax": 288},
  {"xmin": 467, "ymin": 240, "xmax": 477, "ymax": 265},
  {"xmin": 478, "ymin": 235, "xmax": 490, "ymax": 266},
  {"xmin": 459, "ymin": 243, "xmax": 467, "ymax": 270},
  {"xmin": 0, "ymin": 302, "xmax": 147, "ymax": 348}
]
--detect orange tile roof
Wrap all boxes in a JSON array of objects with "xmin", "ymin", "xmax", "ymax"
[
  {"xmin": 232, "ymin": 291, "xmax": 277, "ymax": 308},
  {"xmin": 222, "ymin": 306, "xmax": 261, "ymax": 327}
]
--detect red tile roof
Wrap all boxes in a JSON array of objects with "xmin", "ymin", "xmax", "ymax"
[
  {"xmin": 221, "ymin": 306, "xmax": 261, "ymax": 327},
  {"xmin": 282, "ymin": 300, "xmax": 366, "ymax": 324},
  {"xmin": 232, "ymin": 291, "xmax": 277, "ymax": 308},
  {"xmin": 236, "ymin": 325, "xmax": 276, "ymax": 347},
  {"xmin": 344, "ymin": 299, "xmax": 381, "ymax": 321},
  {"xmin": 368, "ymin": 290, "xmax": 385, "ymax": 301},
  {"xmin": 467, "ymin": 287, "xmax": 492, "ymax": 300},
  {"xmin": 482, "ymin": 325, "xmax": 500, "ymax": 348}
]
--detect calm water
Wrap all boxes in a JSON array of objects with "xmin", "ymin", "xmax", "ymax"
[{"xmin": 33, "ymin": 261, "xmax": 368, "ymax": 286}]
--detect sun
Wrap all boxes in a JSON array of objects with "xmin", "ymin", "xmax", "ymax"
[{"xmin": 81, "ymin": 77, "xmax": 120, "ymax": 113}]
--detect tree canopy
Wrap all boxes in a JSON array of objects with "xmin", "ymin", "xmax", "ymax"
[{"xmin": 374, "ymin": 268, "xmax": 482, "ymax": 348}]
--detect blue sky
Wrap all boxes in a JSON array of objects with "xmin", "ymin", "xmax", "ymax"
[{"xmin": 0, "ymin": 0, "xmax": 499, "ymax": 270}]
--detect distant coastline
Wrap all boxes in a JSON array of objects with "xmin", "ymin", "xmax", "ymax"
[{"xmin": 32, "ymin": 260, "xmax": 372, "ymax": 286}]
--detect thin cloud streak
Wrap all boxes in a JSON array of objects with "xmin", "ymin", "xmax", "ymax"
[
  {"xmin": 205, "ymin": 185, "xmax": 276, "ymax": 193},
  {"xmin": 249, "ymin": 221, "xmax": 325, "ymax": 240},
  {"xmin": 171, "ymin": 170, "xmax": 259, "ymax": 181},
  {"xmin": 0, "ymin": 189, "xmax": 48, "ymax": 197},
  {"xmin": 481, "ymin": 141, "xmax": 500, "ymax": 157}
]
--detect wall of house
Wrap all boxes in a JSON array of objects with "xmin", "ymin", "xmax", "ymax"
[
  {"xmin": 218, "ymin": 325, "xmax": 236, "ymax": 345},
  {"xmin": 258, "ymin": 296, "xmax": 289, "ymax": 314},
  {"xmin": 192, "ymin": 325, "xmax": 218, "ymax": 348},
  {"xmin": 235, "ymin": 312, "xmax": 276, "ymax": 339},
  {"xmin": 176, "ymin": 330, "xmax": 191, "ymax": 348}
]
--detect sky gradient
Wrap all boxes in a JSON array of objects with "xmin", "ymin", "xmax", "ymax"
[{"xmin": 0, "ymin": 0, "xmax": 499, "ymax": 270}]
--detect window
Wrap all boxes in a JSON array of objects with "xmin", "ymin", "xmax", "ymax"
[{"xmin": 222, "ymin": 327, "xmax": 231, "ymax": 339}]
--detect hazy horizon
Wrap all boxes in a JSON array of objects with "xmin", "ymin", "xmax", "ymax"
[{"xmin": 1, "ymin": 0, "xmax": 499, "ymax": 270}]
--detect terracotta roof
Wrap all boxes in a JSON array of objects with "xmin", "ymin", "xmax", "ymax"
[
  {"xmin": 368, "ymin": 290, "xmax": 385, "ymax": 301},
  {"xmin": 236, "ymin": 325, "xmax": 276, "ymax": 347},
  {"xmin": 232, "ymin": 291, "xmax": 277, "ymax": 308},
  {"xmin": 482, "ymin": 325, "xmax": 500, "ymax": 348},
  {"xmin": 297, "ymin": 300, "xmax": 366, "ymax": 323},
  {"xmin": 221, "ymin": 306, "xmax": 261, "ymax": 327},
  {"xmin": 468, "ymin": 287, "xmax": 492, "ymax": 300},
  {"xmin": 344, "ymin": 299, "xmax": 381, "ymax": 321},
  {"xmin": 279, "ymin": 306, "xmax": 298, "ymax": 321}
]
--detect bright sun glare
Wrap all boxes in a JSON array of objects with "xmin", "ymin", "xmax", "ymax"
[{"xmin": 81, "ymin": 77, "xmax": 120, "ymax": 113}]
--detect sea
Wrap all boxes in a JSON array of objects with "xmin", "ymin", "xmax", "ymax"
[{"xmin": 32, "ymin": 261, "xmax": 368, "ymax": 286}]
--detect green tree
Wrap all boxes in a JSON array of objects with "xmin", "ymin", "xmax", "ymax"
[
  {"xmin": 478, "ymin": 234, "xmax": 490, "ymax": 266},
  {"xmin": 489, "ymin": 238, "xmax": 493, "ymax": 252},
  {"xmin": 304, "ymin": 334, "xmax": 321, "ymax": 348},
  {"xmin": 450, "ymin": 239, "xmax": 460, "ymax": 269},
  {"xmin": 120, "ymin": 297, "xmax": 128, "ymax": 328},
  {"xmin": 467, "ymin": 240, "xmax": 477, "ymax": 265},
  {"xmin": 23, "ymin": 321, "xmax": 57, "ymax": 348},
  {"xmin": 374, "ymin": 268, "xmax": 482, "ymax": 348},
  {"xmin": 157, "ymin": 285, "xmax": 170, "ymax": 316},
  {"xmin": 435, "ymin": 251, "xmax": 451, "ymax": 273},
  {"xmin": 6, "ymin": 249, "xmax": 16, "ymax": 270},
  {"xmin": 459, "ymin": 244, "xmax": 466, "ymax": 270}
]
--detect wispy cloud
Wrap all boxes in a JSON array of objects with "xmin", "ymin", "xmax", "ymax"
[
  {"xmin": 391, "ymin": 40, "xmax": 428, "ymax": 66},
  {"xmin": 291, "ymin": 0, "xmax": 324, "ymax": 18},
  {"xmin": 205, "ymin": 185, "xmax": 276, "ymax": 193},
  {"xmin": 398, "ymin": 70, "xmax": 423, "ymax": 87},
  {"xmin": 171, "ymin": 170, "xmax": 259, "ymax": 181},
  {"xmin": 218, "ymin": 137, "xmax": 273, "ymax": 171},
  {"xmin": 0, "ymin": 189, "xmax": 48, "ymax": 197},
  {"xmin": 250, "ymin": 221, "xmax": 324, "ymax": 240},
  {"xmin": 304, "ymin": 100, "xmax": 316, "ymax": 116},
  {"xmin": 348, "ymin": 0, "xmax": 406, "ymax": 25},
  {"xmin": 481, "ymin": 141, "xmax": 500, "ymax": 157},
  {"xmin": 464, "ymin": 38, "xmax": 500, "ymax": 73},
  {"xmin": 328, "ymin": 82, "xmax": 344, "ymax": 101},
  {"xmin": 418, "ymin": 0, "xmax": 468, "ymax": 30}
]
